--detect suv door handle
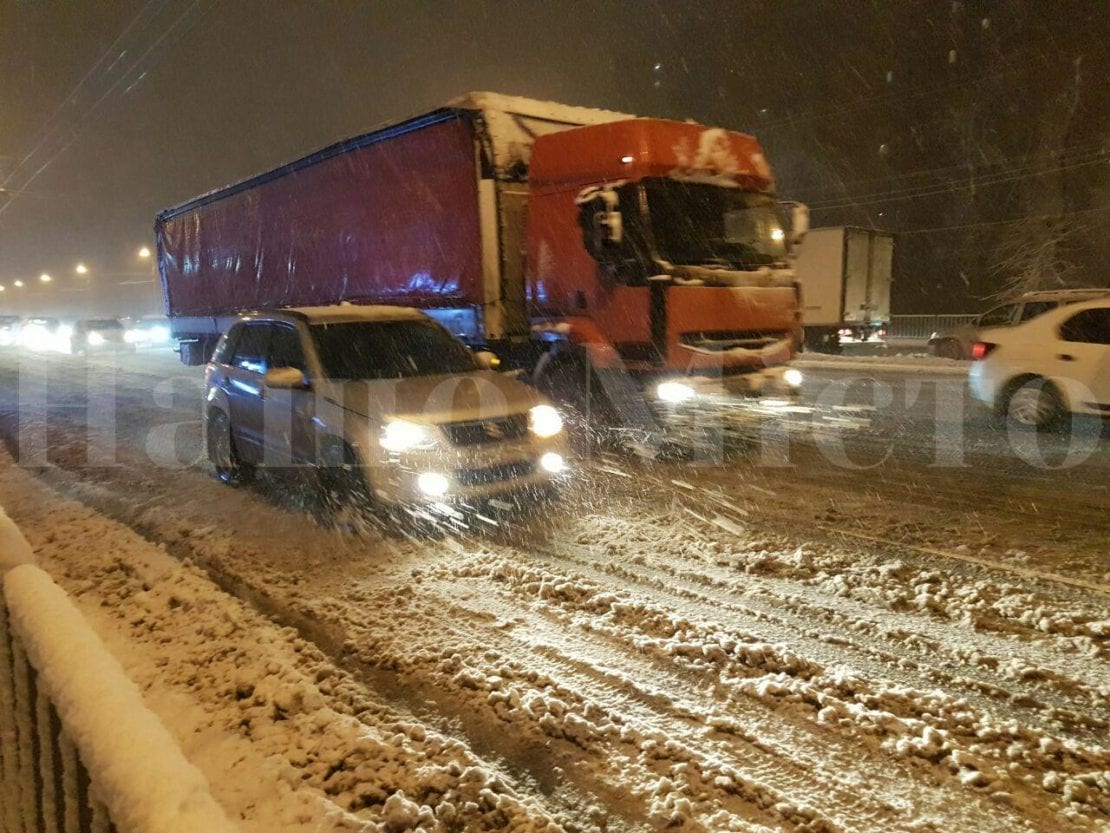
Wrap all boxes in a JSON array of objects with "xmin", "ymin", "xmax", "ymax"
[{"xmin": 1057, "ymin": 354, "xmax": 1076, "ymax": 362}]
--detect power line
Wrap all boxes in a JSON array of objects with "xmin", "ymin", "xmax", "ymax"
[
  {"xmin": 0, "ymin": 0, "xmax": 206, "ymax": 224},
  {"xmin": 794, "ymin": 139, "xmax": 1110, "ymax": 201},
  {"xmin": 895, "ymin": 204, "xmax": 1110, "ymax": 235},
  {"xmin": 807, "ymin": 153, "xmax": 1110, "ymax": 210},
  {"xmin": 1, "ymin": 0, "xmax": 168, "ymax": 191}
]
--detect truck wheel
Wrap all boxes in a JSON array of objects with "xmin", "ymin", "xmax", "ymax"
[{"xmin": 207, "ymin": 411, "xmax": 255, "ymax": 484}]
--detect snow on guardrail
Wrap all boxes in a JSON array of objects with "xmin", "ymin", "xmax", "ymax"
[{"xmin": 0, "ymin": 505, "xmax": 238, "ymax": 833}]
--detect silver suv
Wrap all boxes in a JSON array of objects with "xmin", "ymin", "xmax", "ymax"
[{"xmin": 204, "ymin": 305, "xmax": 568, "ymax": 505}]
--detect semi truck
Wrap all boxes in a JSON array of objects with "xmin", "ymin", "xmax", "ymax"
[
  {"xmin": 156, "ymin": 92, "xmax": 807, "ymax": 426},
  {"xmin": 793, "ymin": 226, "xmax": 893, "ymax": 352}
]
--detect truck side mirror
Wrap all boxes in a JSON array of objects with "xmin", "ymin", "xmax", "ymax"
[
  {"xmin": 779, "ymin": 201, "xmax": 809, "ymax": 255},
  {"xmin": 577, "ymin": 187, "xmax": 625, "ymax": 260},
  {"xmin": 595, "ymin": 208, "xmax": 623, "ymax": 245}
]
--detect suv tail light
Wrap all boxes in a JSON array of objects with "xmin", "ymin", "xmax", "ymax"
[{"xmin": 971, "ymin": 341, "xmax": 997, "ymax": 360}]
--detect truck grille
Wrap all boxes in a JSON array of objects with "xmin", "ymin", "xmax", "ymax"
[
  {"xmin": 442, "ymin": 414, "xmax": 528, "ymax": 446},
  {"xmin": 455, "ymin": 460, "xmax": 535, "ymax": 487}
]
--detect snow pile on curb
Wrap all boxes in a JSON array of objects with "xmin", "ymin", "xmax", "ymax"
[{"xmin": 0, "ymin": 515, "xmax": 237, "ymax": 833}]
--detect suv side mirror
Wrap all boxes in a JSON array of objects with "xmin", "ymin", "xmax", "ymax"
[{"xmin": 264, "ymin": 367, "xmax": 309, "ymax": 389}]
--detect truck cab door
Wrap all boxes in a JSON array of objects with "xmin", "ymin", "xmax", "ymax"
[{"xmin": 260, "ymin": 323, "xmax": 315, "ymax": 467}]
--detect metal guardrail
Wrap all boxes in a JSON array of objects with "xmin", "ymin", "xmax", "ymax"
[
  {"xmin": 0, "ymin": 508, "xmax": 237, "ymax": 833},
  {"xmin": 887, "ymin": 314, "xmax": 978, "ymax": 340},
  {"xmin": 1, "ymin": 598, "xmax": 110, "ymax": 833}
]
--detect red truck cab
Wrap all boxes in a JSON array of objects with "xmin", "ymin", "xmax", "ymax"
[{"xmin": 526, "ymin": 119, "xmax": 802, "ymax": 387}]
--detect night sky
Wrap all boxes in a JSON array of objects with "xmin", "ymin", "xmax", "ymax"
[{"xmin": 2, "ymin": 1, "xmax": 1108, "ymax": 317}]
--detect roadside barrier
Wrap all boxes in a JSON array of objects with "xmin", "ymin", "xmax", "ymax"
[
  {"xmin": 887, "ymin": 314, "xmax": 978, "ymax": 340},
  {"xmin": 0, "ymin": 506, "xmax": 237, "ymax": 833}
]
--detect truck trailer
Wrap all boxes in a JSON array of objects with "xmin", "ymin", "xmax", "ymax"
[
  {"xmin": 156, "ymin": 92, "xmax": 806, "ymax": 421},
  {"xmin": 792, "ymin": 226, "xmax": 893, "ymax": 352}
]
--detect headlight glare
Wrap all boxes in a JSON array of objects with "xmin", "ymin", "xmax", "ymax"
[
  {"xmin": 529, "ymin": 404, "xmax": 564, "ymax": 437},
  {"xmin": 784, "ymin": 368, "xmax": 803, "ymax": 388},
  {"xmin": 87, "ymin": 331, "xmax": 105, "ymax": 346},
  {"xmin": 381, "ymin": 420, "xmax": 435, "ymax": 452},
  {"xmin": 417, "ymin": 472, "xmax": 450, "ymax": 497},
  {"xmin": 656, "ymin": 381, "xmax": 696, "ymax": 403}
]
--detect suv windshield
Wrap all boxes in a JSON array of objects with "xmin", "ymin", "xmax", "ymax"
[
  {"xmin": 311, "ymin": 320, "xmax": 476, "ymax": 380},
  {"xmin": 642, "ymin": 179, "xmax": 786, "ymax": 268}
]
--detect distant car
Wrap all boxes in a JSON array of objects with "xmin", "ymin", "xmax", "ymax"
[
  {"xmin": 124, "ymin": 316, "xmax": 172, "ymax": 348},
  {"xmin": 929, "ymin": 288, "xmax": 1110, "ymax": 360},
  {"xmin": 0, "ymin": 316, "xmax": 21, "ymax": 347},
  {"xmin": 21, "ymin": 317, "xmax": 69, "ymax": 352},
  {"xmin": 71, "ymin": 318, "xmax": 131, "ymax": 355},
  {"xmin": 204, "ymin": 305, "xmax": 568, "ymax": 506},
  {"xmin": 969, "ymin": 299, "xmax": 1110, "ymax": 429}
]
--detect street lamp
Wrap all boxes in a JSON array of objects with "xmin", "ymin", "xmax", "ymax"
[
  {"xmin": 75, "ymin": 263, "xmax": 88, "ymax": 275},
  {"xmin": 39, "ymin": 273, "xmax": 52, "ymax": 283},
  {"xmin": 13, "ymin": 280, "xmax": 23, "ymax": 288},
  {"xmin": 137, "ymin": 246, "xmax": 151, "ymax": 259},
  {"xmin": 0, "ymin": 285, "xmax": 5, "ymax": 292}
]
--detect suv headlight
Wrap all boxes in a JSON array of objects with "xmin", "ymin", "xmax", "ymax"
[
  {"xmin": 380, "ymin": 420, "xmax": 436, "ymax": 452},
  {"xmin": 529, "ymin": 404, "xmax": 564, "ymax": 438},
  {"xmin": 656, "ymin": 381, "xmax": 696, "ymax": 403}
]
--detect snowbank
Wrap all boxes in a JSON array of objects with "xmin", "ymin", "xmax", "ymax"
[
  {"xmin": 0, "ymin": 508, "xmax": 237, "ymax": 833},
  {"xmin": 794, "ymin": 352, "xmax": 970, "ymax": 375}
]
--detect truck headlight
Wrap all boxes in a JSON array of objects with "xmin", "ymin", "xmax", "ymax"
[
  {"xmin": 656, "ymin": 381, "xmax": 696, "ymax": 403},
  {"xmin": 784, "ymin": 368, "xmax": 803, "ymax": 388},
  {"xmin": 529, "ymin": 404, "xmax": 564, "ymax": 438},
  {"xmin": 381, "ymin": 420, "xmax": 435, "ymax": 452}
]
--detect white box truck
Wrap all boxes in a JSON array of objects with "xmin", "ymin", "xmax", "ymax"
[{"xmin": 794, "ymin": 226, "xmax": 893, "ymax": 352}]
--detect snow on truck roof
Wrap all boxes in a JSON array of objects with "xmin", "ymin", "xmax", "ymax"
[{"xmin": 155, "ymin": 92, "xmax": 637, "ymax": 221}]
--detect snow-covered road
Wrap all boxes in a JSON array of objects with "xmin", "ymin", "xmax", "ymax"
[{"xmin": 0, "ymin": 349, "xmax": 1106, "ymax": 832}]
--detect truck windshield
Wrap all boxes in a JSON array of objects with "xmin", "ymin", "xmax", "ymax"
[
  {"xmin": 643, "ymin": 180, "xmax": 785, "ymax": 268},
  {"xmin": 310, "ymin": 320, "xmax": 477, "ymax": 381}
]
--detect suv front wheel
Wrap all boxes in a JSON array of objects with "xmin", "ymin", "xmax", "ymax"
[{"xmin": 208, "ymin": 410, "xmax": 255, "ymax": 484}]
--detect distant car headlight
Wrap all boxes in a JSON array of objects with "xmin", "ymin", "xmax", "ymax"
[
  {"xmin": 784, "ymin": 368, "xmax": 803, "ymax": 388},
  {"xmin": 529, "ymin": 404, "xmax": 564, "ymax": 438},
  {"xmin": 87, "ymin": 331, "xmax": 106, "ymax": 346},
  {"xmin": 380, "ymin": 420, "xmax": 436, "ymax": 452},
  {"xmin": 656, "ymin": 381, "xmax": 696, "ymax": 403}
]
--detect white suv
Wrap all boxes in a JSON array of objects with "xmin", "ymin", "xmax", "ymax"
[{"xmin": 969, "ymin": 299, "xmax": 1110, "ymax": 429}]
